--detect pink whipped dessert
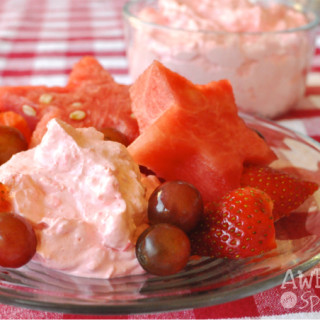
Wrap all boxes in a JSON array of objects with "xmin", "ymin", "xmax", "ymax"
[
  {"xmin": 124, "ymin": 0, "xmax": 318, "ymax": 118},
  {"xmin": 0, "ymin": 119, "xmax": 156, "ymax": 279}
]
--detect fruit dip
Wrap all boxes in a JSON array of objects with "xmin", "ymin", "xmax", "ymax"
[
  {"xmin": 0, "ymin": 119, "xmax": 150, "ymax": 278},
  {"xmin": 124, "ymin": 0, "xmax": 318, "ymax": 118}
]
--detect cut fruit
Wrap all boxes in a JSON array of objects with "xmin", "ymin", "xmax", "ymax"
[
  {"xmin": 128, "ymin": 61, "xmax": 277, "ymax": 203},
  {"xmin": 0, "ymin": 57, "xmax": 139, "ymax": 147}
]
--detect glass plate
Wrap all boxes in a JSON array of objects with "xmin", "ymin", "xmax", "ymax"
[{"xmin": 0, "ymin": 113, "xmax": 320, "ymax": 315}]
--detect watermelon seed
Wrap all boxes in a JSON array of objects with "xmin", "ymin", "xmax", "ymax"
[
  {"xmin": 69, "ymin": 110, "xmax": 86, "ymax": 121},
  {"xmin": 70, "ymin": 102, "xmax": 83, "ymax": 108},
  {"xmin": 22, "ymin": 104, "xmax": 36, "ymax": 117},
  {"xmin": 39, "ymin": 94, "xmax": 53, "ymax": 104}
]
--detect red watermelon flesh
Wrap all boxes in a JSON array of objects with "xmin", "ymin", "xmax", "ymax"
[
  {"xmin": 67, "ymin": 56, "xmax": 114, "ymax": 88},
  {"xmin": 30, "ymin": 106, "xmax": 67, "ymax": 148},
  {"xmin": 128, "ymin": 61, "xmax": 277, "ymax": 203},
  {"xmin": 0, "ymin": 86, "xmax": 68, "ymax": 131},
  {"xmin": 31, "ymin": 57, "xmax": 139, "ymax": 146},
  {"xmin": 130, "ymin": 61, "xmax": 178, "ymax": 132},
  {"xmin": 0, "ymin": 57, "xmax": 139, "ymax": 147},
  {"xmin": 30, "ymin": 82, "xmax": 138, "ymax": 147}
]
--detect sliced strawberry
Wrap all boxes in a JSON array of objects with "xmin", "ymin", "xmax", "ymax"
[
  {"xmin": 240, "ymin": 165, "xmax": 319, "ymax": 221},
  {"xmin": 190, "ymin": 187, "xmax": 276, "ymax": 259},
  {"xmin": 189, "ymin": 201, "xmax": 220, "ymax": 256}
]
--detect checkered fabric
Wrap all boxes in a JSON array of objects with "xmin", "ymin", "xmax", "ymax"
[
  {"xmin": 0, "ymin": 0, "xmax": 130, "ymax": 86},
  {"xmin": 0, "ymin": 0, "xmax": 320, "ymax": 319}
]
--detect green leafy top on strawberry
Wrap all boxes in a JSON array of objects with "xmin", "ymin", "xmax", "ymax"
[
  {"xmin": 190, "ymin": 187, "xmax": 276, "ymax": 259},
  {"xmin": 240, "ymin": 165, "xmax": 319, "ymax": 221}
]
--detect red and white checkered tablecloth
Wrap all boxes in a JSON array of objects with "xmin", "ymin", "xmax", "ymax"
[{"xmin": 0, "ymin": 0, "xmax": 320, "ymax": 319}]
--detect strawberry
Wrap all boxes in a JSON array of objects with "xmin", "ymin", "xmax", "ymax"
[
  {"xmin": 240, "ymin": 165, "xmax": 319, "ymax": 221},
  {"xmin": 190, "ymin": 202, "xmax": 218, "ymax": 257},
  {"xmin": 190, "ymin": 187, "xmax": 276, "ymax": 259}
]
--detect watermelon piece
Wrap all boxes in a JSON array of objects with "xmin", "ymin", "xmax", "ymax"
[
  {"xmin": 0, "ymin": 57, "xmax": 139, "ymax": 147},
  {"xmin": 130, "ymin": 61, "xmax": 179, "ymax": 132},
  {"xmin": 128, "ymin": 61, "xmax": 277, "ymax": 203},
  {"xmin": 30, "ymin": 106, "xmax": 66, "ymax": 147},
  {"xmin": 67, "ymin": 56, "xmax": 114, "ymax": 88},
  {"xmin": 0, "ymin": 86, "xmax": 68, "ymax": 131},
  {"xmin": 32, "ymin": 57, "xmax": 139, "ymax": 146}
]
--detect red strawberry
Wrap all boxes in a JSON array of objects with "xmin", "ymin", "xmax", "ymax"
[
  {"xmin": 190, "ymin": 202, "xmax": 218, "ymax": 257},
  {"xmin": 240, "ymin": 165, "xmax": 319, "ymax": 221},
  {"xmin": 190, "ymin": 187, "xmax": 276, "ymax": 259}
]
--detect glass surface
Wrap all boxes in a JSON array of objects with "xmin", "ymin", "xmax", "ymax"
[{"xmin": 0, "ymin": 113, "xmax": 320, "ymax": 315}]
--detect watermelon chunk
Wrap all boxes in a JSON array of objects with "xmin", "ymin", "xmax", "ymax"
[
  {"xmin": 32, "ymin": 57, "xmax": 139, "ymax": 146},
  {"xmin": 67, "ymin": 56, "xmax": 114, "ymax": 88},
  {"xmin": 130, "ymin": 61, "xmax": 179, "ymax": 132},
  {"xmin": 0, "ymin": 57, "xmax": 139, "ymax": 147},
  {"xmin": 128, "ymin": 61, "xmax": 277, "ymax": 203},
  {"xmin": 0, "ymin": 86, "xmax": 68, "ymax": 131}
]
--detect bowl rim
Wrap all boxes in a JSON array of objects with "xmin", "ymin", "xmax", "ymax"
[
  {"xmin": 122, "ymin": 0, "xmax": 320, "ymax": 36},
  {"xmin": 2, "ymin": 249, "xmax": 320, "ymax": 315}
]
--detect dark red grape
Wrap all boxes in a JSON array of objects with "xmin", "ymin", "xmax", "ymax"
[
  {"xmin": 0, "ymin": 212, "xmax": 37, "ymax": 268},
  {"xmin": 136, "ymin": 223, "xmax": 191, "ymax": 276},
  {"xmin": 0, "ymin": 126, "xmax": 28, "ymax": 165},
  {"xmin": 100, "ymin": 127, "xmax": 129, "ymax": 146},
  {"xmin": 148, "ymin": 181, "xmax": 203, "ymax": 232}
]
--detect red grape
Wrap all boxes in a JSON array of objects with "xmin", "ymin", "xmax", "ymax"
[
  {"xmin": 136, "ymin": 223, "xmax": 191, "ymax": 276},
  {"xmin": 100, "ymin": 127, "xmax": 129, "ymax": 146},
  {"xmin": 148, "ymin": 181, "xmax": 203, "ymax": 232},
  {"xmin": 0, "ymin": 126, "xmax": 28, "ymax": 165},
  {"xmin": 0, "ymin": 212, "xmax": 37, "ymax": 268}
]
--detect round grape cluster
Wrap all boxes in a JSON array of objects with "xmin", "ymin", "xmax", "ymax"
[{"xmin": 136, "ymin": 181, "xmax": 204, "ymax": 276}]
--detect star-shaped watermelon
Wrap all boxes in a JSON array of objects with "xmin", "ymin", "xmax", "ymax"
[
  {"xmin": 0, "ymin": 57, "xmax": 139, "ymax": 147},
  {"xmin": 128, "ymin": 61, "xmax": 277, "ymax": 203}
]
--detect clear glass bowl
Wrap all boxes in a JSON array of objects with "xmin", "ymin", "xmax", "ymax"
[
  {"xmin": 123, "ymin": 0, "xmax": 319, "ymax": 118},
  {"xmin": 0, "ymin": 113, "xmax": 319, "ymax": 315}
]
